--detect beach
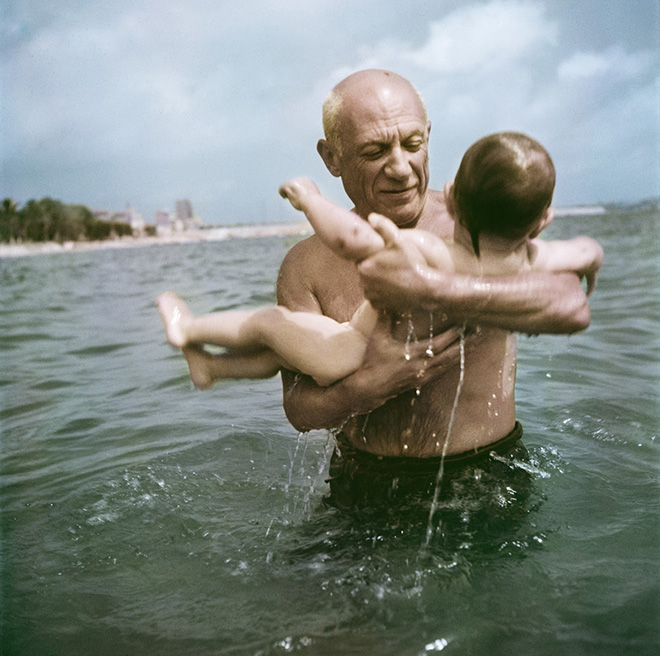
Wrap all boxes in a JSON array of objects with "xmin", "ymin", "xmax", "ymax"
[{"xmin": 0, "ymin": 221, "xmax": 312, "ymax": 258}]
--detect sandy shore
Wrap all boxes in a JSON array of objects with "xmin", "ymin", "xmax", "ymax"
[{"xmin": 0, "ymin": 222, "xmax": 312, "ymax": 259}]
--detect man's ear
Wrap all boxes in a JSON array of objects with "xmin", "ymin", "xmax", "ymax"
[{"xmin": 317, "ymin": 139, "xmax": 341, "ymax": 178}]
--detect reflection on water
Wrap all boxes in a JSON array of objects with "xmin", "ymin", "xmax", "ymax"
[{"xmin": 1, "ymin": 210, "xmax": 659, "ymax": 655}]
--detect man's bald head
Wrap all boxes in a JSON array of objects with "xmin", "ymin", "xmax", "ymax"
[{"xmin": 322, "ymin": 70, "xmax": 428, "ymax": 157}]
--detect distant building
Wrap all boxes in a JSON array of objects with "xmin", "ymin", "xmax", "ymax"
[
  {"xmin": 174, "ymin": 199, "xmax": 203, "ymax": 230},
  {"xmin": 93, "ymin": 204, "xmax": 146, "ymax": 236},
  {"xmin": 154, "ymin": 210, "xmax": 174, "ymax": 236},
  {"xmin": 124, "ymin": 205, "xmax": 146, "ymax": 234},
  {"xmin": 154, "ymin": 199, "xmax": 203, "ymax": 235},
  {"xmin": 94, "ymin": 200, "xmax": 203, "ymax": 237}
]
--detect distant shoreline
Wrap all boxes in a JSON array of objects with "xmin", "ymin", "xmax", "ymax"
[
  {"xmin": 0, "ymin": 204, "xmax": 639, "ymax": 259},
  {"xmin": 0, "ymin": 222, "xmax": 313, "ymax": 259},
  {"xmin": 553, "ymin": 206, "xmax": 606, "ymax": 217}
]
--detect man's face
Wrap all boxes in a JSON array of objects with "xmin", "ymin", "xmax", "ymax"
[{"xmin": 334, "ymin": 86, "xmax": 430, "ymax": 227}]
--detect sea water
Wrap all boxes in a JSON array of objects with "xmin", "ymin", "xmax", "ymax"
[{"xmin": 1, "ymin": 208, "xmax": 658, "ymax": 655}]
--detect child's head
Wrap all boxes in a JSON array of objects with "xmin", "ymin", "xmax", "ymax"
[{"xmin": 450, "ymin": 131, "xmax": 555, "ymax": 256}]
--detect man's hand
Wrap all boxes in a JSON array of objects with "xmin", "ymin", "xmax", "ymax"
[
  {"xmin": 337, "ymin": 312, "xmax": 480, "ymax": 410},
  {"xmin": 358, "ymin": 231, "xmax": 436, "ymax": 313},
  {"xmin": 279, "ymin": 178, "xmax": 321, "ymax": 212},
  {"xmin": 280, "ymin": 312, "xmax": 480, "ymax": 432}
]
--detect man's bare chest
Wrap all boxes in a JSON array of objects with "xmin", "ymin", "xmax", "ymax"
[{"xmin": 312, "ymin": 257, "xmax": 365, "ymax": 323}]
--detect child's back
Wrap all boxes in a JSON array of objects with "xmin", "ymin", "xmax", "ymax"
[{"xmin": 363, "ymin": 133, "xmax": 559, "ymax": 455}]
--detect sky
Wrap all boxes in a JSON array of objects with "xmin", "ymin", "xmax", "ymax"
[{"xmin": 1, "ymin": 0, "xmax": 658, "ymax": 225}]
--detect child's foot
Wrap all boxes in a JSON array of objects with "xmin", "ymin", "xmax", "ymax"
[
  {"xmin": 182, "ymin": 345, "xmax": 214, "ymax": 390},
  {"xmin": 156, "ymin": 291, "xmax": 192, "ymax": 348}
]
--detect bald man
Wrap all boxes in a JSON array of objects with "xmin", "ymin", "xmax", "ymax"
[{"xmin": 276, "ymin": 70, "xmax": 592, "ymax": 507}]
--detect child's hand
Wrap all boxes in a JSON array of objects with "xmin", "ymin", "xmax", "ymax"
[
  {"xmin": 279, "ymin": 178, "xmax": 320, "ymax": 211},
  {"xmin": 575, "ymin": 238, "xmax": 604, "ymax": 297},
  {"xmin": 584, "ymin": 269, "xmax": 599, "ymax": 296}
]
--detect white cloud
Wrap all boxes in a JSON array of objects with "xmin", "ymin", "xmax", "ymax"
[
  {"xmin": 314, "ymin": 1, "xmax": 656, "ymax": 205},
  {"xmin": 321, "ymin": 1, "xmax": 556, "ymax": 82},
  {"xmin": 558, "ymin": 46, "xmax": 655, "ymax": 81},
  {"xmin": 405, "ymin": 0, "xmax": 556, "ymax": 73},
  {"xmin": 2, "ymin": 0, "xmax": 657, "ymax": 217}
]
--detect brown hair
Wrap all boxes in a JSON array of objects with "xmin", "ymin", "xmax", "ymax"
[{"xmin": 453, "ymin": 132, "xmax": 555, "ymax": 256}]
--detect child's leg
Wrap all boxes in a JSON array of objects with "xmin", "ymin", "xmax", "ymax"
[
  {"xmin": 157, "ymin": 293, "xmax": 368, "ymax": 386},
  {"xmin": 156, "ymin": 291, "xmax": 192, "ymax": 348},
  {"xmin": 348, "ymin": 300, "xmax": 380, "ymax": 336},
  {"xmin": 182, "ymin": 345, "xmax": 281, "ymax": 390},
  {"xmin": 156, "ymin": 291, "xmax": 268, "ymax": 350},
  {"xmin": 247, "ymin": 307, "xmax": 369, "ymax": 386}
]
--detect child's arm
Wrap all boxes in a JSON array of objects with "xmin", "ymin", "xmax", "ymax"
[
  {"xmin": 530, "ymin": 237, "xmax": 604, "ymax": 296},
  {"xmin": 279, "ymin": 178, "xmax": 385, "ymax": 262}
]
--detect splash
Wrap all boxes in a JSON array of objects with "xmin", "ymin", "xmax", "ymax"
[{"xmin": 285, "ymin": 431, "xmax": 307, "ymax": 494}]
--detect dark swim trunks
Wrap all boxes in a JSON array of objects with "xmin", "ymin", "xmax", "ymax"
[{"xmin": 325, "ymin": 421, "xmax": 527, "ymax": 511}]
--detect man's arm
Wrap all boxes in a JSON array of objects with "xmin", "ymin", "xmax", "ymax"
[
  {"xmin": 280, "ymin": 319, "xmax": 466, "ymax": 431},
  {"xmin": 358, "ymin": 235, "xmax": 592, "ymax": 334},
  {"xmin": 276, "ymin": 237, "xmax": 466, "ymax": 432}
]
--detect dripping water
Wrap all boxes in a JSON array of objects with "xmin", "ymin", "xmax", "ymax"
[
  {"xmin": 423, "ymin": 323, "xmax": 467, "ymax": 549},
  {"xmin": 285, "ymin": 431, "xmax": 306, "ymax": 494},
  {"xmin": 426, "ymin": 311, "xmax": 435, "ymax": 357},
  {"xmin": 361, "ymin": 413, "xmax": 370, "ymax": 444},
  {"xmin": 404, "ymin": 314, "xmax": 416, "ymax": 361},
  {"xmin": 284, "ymin": 373, "xmax": 304, "ymax": 400}
]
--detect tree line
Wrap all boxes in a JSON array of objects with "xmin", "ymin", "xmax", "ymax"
[{"xmin": 0, "ymin": 198, "xmax": 133, "ymax": 244}]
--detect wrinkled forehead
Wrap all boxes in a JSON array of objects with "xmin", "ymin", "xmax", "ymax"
[{"xmin": 338, "ymin": 84, "xmax": 428, "ymax": 144}]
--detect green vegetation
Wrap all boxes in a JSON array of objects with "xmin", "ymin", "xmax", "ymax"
[{"xmin": 0, "ymin": 198, "xmax": 133, "ymax": 244}]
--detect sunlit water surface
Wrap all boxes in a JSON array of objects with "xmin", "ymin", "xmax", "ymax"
[{"xmin": 1, "ymin": 209, "xmax": 658, "ymax": 655}]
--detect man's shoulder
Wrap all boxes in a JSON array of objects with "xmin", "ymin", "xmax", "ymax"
[
  {"xmin": 277, "ymin": 234, "xmax": 353, "ymax": 308},
  {"xmin": 279, "ymin": 234, "xmax": 330, "ymax": 272},
  {"xmin": 419, "ymin": 188, "xmax": 453, "ymax": 236},
  {"xmin": 427, "ymin": 187, "xmax": 447, "ymax": 205},
  {"xmin": 277, "ymin": 236, "xmax": 319, "ymax": 308}
]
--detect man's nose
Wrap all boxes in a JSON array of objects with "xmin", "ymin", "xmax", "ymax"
[{"xmin": 383, "ymin": 146, "xmax": 411, "ymax": 179}]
